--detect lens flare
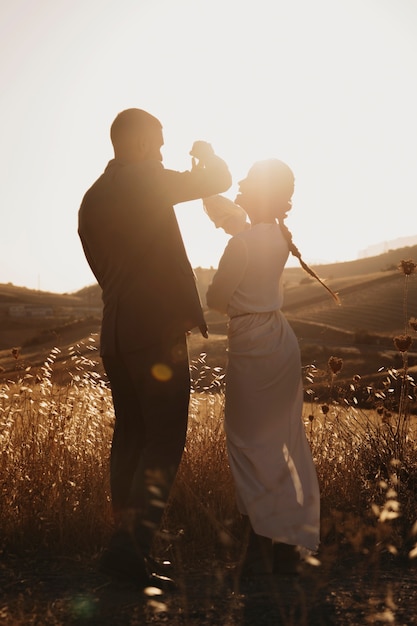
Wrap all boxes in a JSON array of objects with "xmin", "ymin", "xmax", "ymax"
[
  {"xmin": 151, "ymin": 363, "xmax": 173, "ymax": 382},
  {"xmin": 70, "ymin": 594, "xmax": 97, "ymax": 619}
]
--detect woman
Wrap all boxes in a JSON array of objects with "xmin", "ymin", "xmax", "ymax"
[{"xmin": 206, "ymin": 159, "xmax": 339, "ymax": 576}]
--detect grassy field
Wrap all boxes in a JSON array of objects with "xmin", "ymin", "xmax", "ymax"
[
  {"xmin": 1, "ymin": 339, "xmax": 417, "ymax": 624},
  {"xmin": 0, "ymin": 251, "xmax": 416, "ymax": 623}
]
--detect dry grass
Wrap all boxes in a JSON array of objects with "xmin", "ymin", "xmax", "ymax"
[
  {"xmin": 1, "ymin": 343, "xmax": 416, "ymax": 564},
  {"xmin": 0, "ymin": 259, "xmax": 416, "ymax": 623},
  {"xmin": 0, "ymin": 344, "xmax": 114, "ymax": 553},
  {"xmin": 1, "ymin": 344, "xmax": 417, "ymax": 624}
]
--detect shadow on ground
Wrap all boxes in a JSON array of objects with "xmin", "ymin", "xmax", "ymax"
[{"xmin": 1, "ymin": 551, "xmax": 417, "ymax": 625}]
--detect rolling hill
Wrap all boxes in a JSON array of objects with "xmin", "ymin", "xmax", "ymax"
[{"xmin": 0, "ymin": 243, "xmax": 416, "ymax": 389}]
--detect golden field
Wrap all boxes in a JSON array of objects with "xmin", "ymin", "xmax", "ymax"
[{"xmin": 0, "ymin": 247, "xmax": 416, "ymax": 623}]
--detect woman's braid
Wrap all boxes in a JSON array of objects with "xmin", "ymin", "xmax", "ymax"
[{"xmin": 278, "ymin": 219, "xmax": 340, "ymax": 305}]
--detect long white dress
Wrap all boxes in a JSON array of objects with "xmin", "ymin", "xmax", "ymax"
[{"xmin": 206, "ymin": 223, "xmax": 320, "ymax": 552}]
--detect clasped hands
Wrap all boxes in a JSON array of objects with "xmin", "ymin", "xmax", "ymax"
[{"xmin": 189, "ymin": 140, "xmax": 215, "ymax": 170}]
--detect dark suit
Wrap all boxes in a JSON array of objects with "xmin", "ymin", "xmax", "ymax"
[{"xmin": 78, "ymin": 156, "xmax": 231, "ymax": 555}]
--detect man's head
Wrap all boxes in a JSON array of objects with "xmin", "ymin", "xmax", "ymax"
[{"xmin": 110, "ymin": 108, "xmax": 164, "ymax": 162}]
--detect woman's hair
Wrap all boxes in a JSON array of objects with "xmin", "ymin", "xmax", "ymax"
[{"xmin": 278, "ymin": 218, "xmax": 340, "ymax": 305}]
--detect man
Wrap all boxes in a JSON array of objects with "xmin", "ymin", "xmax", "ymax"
[{"xmin": 78, "ymin": 108, "xmax": 231, "ymax": 588}]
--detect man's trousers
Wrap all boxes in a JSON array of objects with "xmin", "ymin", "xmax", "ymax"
[{"xmin": 102, "ymin": 334, "xmax": 190, "ymax": 555}]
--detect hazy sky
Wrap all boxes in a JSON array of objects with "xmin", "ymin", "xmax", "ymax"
[{"xmin": 1, "ymin": 0, "xmax": 416, "ymax": 293}]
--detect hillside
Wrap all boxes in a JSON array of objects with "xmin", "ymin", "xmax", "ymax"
[
  {"xmin": 0, "ymin": 284, "xmax": 100, "ymax": 352},
  {"xmin": 0, "ymin": 244, "xmax": 416, "ymax": 391},
  {"xmin": 283, "ymin": 242, "xmax": 417, "ymax": 283},
  {"xmin": 284, "ymin": 270, "xmax": 417, "ymax": 336},
  {"xmin": 359, "ymin": 234, "xmax": 417, "ymax": 259}
]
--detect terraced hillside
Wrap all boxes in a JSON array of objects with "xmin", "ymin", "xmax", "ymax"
[
  {"xmin": 284, "ymin": 270, "xmax": 417, "ymax": 338},
  {"xmin": 0, "ymin": 245, "xmax": 416, "ymax": 388}
]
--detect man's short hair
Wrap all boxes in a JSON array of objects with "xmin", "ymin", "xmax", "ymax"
[{"xmin": 110, "ymin": 108, "xmax": 162, "ymax": 150}]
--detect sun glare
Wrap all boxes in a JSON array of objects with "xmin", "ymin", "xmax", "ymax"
[{"xmin": 0, "ymin": 0, "xmax": 416, "ymax": 291}]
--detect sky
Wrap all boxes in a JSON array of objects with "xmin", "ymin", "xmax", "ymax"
[{"xmin": 1, "ymin": 0, "xmax": 416, "ymax": 294}]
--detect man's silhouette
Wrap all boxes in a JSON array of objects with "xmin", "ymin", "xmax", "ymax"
[{"xmin": 78, "ymin": 108, "xmax": 231, "ymax": 587}]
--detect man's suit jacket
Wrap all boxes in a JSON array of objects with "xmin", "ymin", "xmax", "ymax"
[{"xmin": 78, "ymin": 157, "xmax": 231, "ymax": 355}]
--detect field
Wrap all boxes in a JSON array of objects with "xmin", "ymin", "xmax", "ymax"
[{"xmin": 1, "ymin": 247, "xmax": 417, "ymax": 624}]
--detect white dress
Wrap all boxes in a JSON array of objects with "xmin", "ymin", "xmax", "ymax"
[{"xmin": 206, "ymin": 223, "xmax": 320, "ymax": 552}]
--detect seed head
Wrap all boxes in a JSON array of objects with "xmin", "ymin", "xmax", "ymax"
[
  {"xmin": 393, "ymin": 335, "xmax": 412, "ymax": 352},
  {"xmin": 11, "ymin": 347, "xmax": 20, "ymax": 360},
  {"xmin": 398, "ymin": 259, "xmax": 417, "ymax": 275},
  {"xmin": 328, "ymin": 356, "xmax": 343, "ymax": 375},
  {"xmin": 382, "ymin": 411, "xmax": 392, "ymax": 424},
  {"xmin": 308, "ymin": 414, "xmax": 314, "ymax": 422},
  {"xmin": 409, "ymin": 318, "xmax": 417, "ymax": 332},
  {"xmin": 321, "ymin": 404, "xmax": 330, "ymax": 415}
]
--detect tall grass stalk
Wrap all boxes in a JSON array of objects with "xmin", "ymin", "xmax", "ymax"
[{"xmin": 0, "ymin": 345, "xmax": 114, "ymax": 552}]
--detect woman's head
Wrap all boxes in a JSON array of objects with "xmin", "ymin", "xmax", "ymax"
[{"xmin": 235, "ymin": 159, "xmax": 295, "ymax": 223}]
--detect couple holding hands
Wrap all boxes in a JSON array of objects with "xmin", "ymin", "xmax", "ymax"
[{"xmin": 78, "ymin": 108, "xmax": 337, "ymax": 590}]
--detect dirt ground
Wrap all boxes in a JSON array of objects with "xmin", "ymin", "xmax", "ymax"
[{"xmin": 2, "ymin": 550, "xmax": 417, "ymax": 626}]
